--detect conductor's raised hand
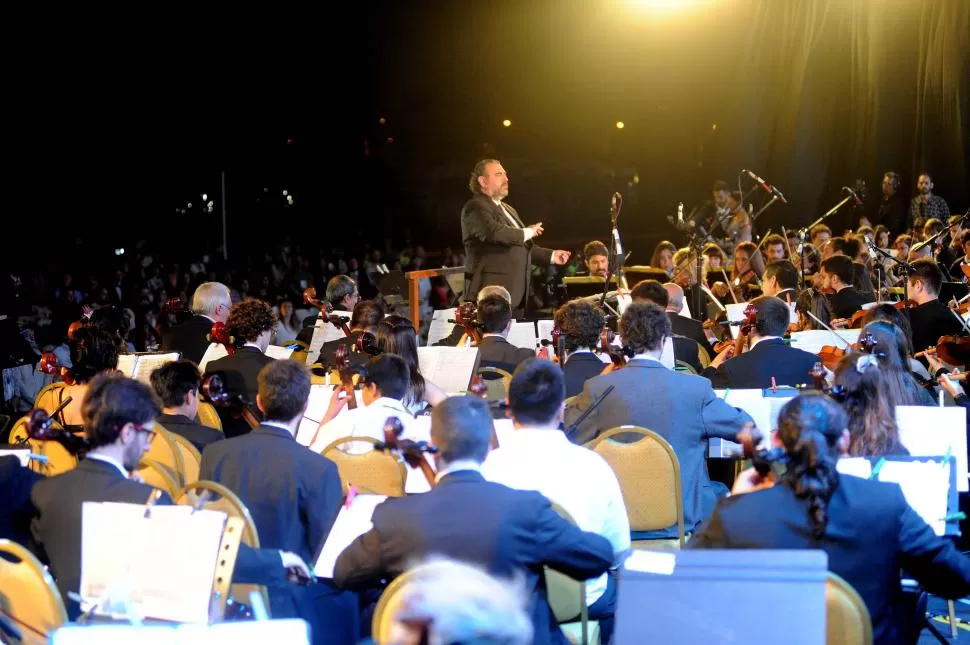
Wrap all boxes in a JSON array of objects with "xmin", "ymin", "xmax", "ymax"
[{"xmin": 551, "ymin": 250, "xmax": 571, "ymax": 265}]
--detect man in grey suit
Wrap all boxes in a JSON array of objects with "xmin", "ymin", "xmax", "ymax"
[
  {"xmin": 461, "ymin": 159, "xmax": 571, "ymax": 311},
  {"xmin": 564, "ymin": 303, "xmax": 752, "ymax": 538}
]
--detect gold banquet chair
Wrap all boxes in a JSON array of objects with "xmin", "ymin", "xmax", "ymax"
[
  {"xmin": 322, "ymin": 437, "xmax": 408, "ymax": 497},
  {"xmin": 134, "ymin": 459, "xmax": 181, "ymax": 499},
  {"xmin": 546, "ymin": 503, "xmax": 599, "ymax": 645},
  {"xmin": 168, "ymin": 432, "xmax": 202, "ymax": 486},
  {"xmin": 826, "ymin": 573, "xmax": 873, "ymax": 645},
  {"xmin": 144, "ymin": 424, "xmax": 186, "ymax": 488},
  {"xmin": 587, "ymin": 426, "xmax": 685, "ymax": 550},
  {"xmin": 475, "ymin": 366, "xmax": 512, "ymax": 400},
  {"xmin": 0, "ymin": 539, "xmax": 68, "ymax": 645},
  {"xmin": 8, "ymin": 417, "xmax": 78, "ymax": 477},
  {"xmin": 33, "ymin": 382, "xmax": 68, "ymax": 414}
]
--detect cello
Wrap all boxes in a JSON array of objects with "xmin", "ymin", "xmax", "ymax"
[
  {"xmin": 201, "ymin": 373, "xmax": 261, "ymax": 430},
  {"xmin": 303, "ymin": 287, "xmax": 352, "ymax": 337},
  {"xmin": 448, "ymin": 301, "xmax": 483, "ymax": 346},
  {"xmin": 378, "ymin": 416, "xmax": 438, "ymax": 488},
  {"xmin": 599, "ymin": 329, "xmax": 630, "ymax": 370},
  {"xmin": 334, "ymin": 345, "xmax": 360, "ymax": 411},
  {"xmin": 12, "ymin": 397, "xmax": 88, "ymax": 475},
  {"xmin": 39, "ymin": 352, "xmax": 75, "ymax": 385}
]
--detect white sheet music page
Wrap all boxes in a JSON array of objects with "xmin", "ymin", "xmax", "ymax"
[
  {"xmin": 789, "ymin": 329, "xmax": 861, "ymax": 355},
  {"xmin": 265, "ymin": 345, "xmax": 295, "ymax": 360},
  {"xmin": 836, "ymin": 458, "xmax": 873, "ymax": 480},
  {"xmin": 506, "ymin": 322, "xmax": 538, "ymax": 352},
  {"xmin": 130, "ymin": 353, "xmax": 180, "ymax": 385},
  {"xmin": 315, "ymin": 494, "xmax": 388, "ymax": 578},
  {"xmin": 198, "ymin": 343, "xmax": 228, "ymax": 373},
  {"xmin": 307, "ymin": 319, "xmax": 346, "ymax": 365},
  {"xmin": 297, "ymin": 384, "xmax": 366, "ymax": 446},
  {"xmin": 81, "ymin": 502, "xmax": 227, "ymax": 624},
  {"xmin": 897, "ymin": 405, "xmax": 968, "ymax": 492},
  {"xmin": 877, "ymin": 460, "xmax": 950, "ymax": 536},
  {"xmin": 427, "ymin": 308, "xmax": 458, "ymax": 346},
  {"xmin": 115, "ymin": 354, "xmax": 137, "ymax": 379},
  {"xmin": 536, "ymin": 320, "xmax": 555, "ymax": 347},
  {"xmin": 417, "ymin": 346, "xmax": 479, "ymax": 394}
]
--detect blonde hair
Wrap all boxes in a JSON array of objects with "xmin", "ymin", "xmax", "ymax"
[{"xmin": 191, "ymin": 282, "xmax": 231, "ymax": 317}]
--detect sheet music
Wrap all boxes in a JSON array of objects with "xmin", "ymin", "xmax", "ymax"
[
  {"xmin": 506, "ymin": 322, "xmax": 538, "ymax": 351},
  {"xmin": 0, "ymin": 448, "xmax": 30, "ymax": 467},
  {"xmin": 297, "ymin": 384, "xmax": 366, "ymax": 446},
  {"xmin": 836, "ymin": 457, "xmax": 873, "ymax": 480},
  {"xmin": 417, "ymin": 346, "xmax": 480, "ymax": 394},
  {"xmin": 307, "ymin": 318, "xmax": 347, "ymax": 365},
  {"xmin": 878, "ymin": 460, "xmax": 950, "ymax": 536},
  {"xmin": 314, "ymin": 494, "xmax": 387, "ymax": 578},
  {"xmin": 537, "ymin": 319, "xmax": 555, "ymax": 347},
  {"xmin": 198, "ymin": 343, "xmax": 228, "ymax": 373},
  {"xmin": 427, "ymin": 308, "xmax": 457, "ymax": 346},
  {"xmin": 788, "ymin": 329, "xmax": 861, "ymax": 355},
  {"xmin": 130, "ymin": 353, "xmax": 180, "ymax": 385},
  {"xmin": 81, "ymin": 502, "xmax": 227, "ymax": 624},
  {"xmin": 897, "ymin": 406, "xmax": 968, "ymax": 492},
  {"xmin": 265, "ymin": 345, "xmax": 295, "ymax": 360},
  {"xmin": 115, "ymin": 354, "xmax": 137, "ymax": 378}
]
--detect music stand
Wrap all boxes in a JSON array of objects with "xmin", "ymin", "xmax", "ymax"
[
  {"xmin": 624, "ymin": 266, "xmax": 672, "ymax": 286},
  {"xmin": 562, "ymin": 276, "xmax": 617, "ymax": 299}
]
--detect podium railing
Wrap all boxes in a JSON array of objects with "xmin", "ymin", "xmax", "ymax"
[{"xmin": 405, "ymin": 266, "xmax": 467, "ymax": 329}]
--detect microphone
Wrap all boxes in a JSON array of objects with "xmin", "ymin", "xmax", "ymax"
[
  {"xmin": 677, "ymin": 202, "xmax": 684, "ymax": 226},
  {"xmin": 743, "ymin": 169, "xmax": 788, "ymax": 204},
  {"xmin": 864, "ymin": 235, "xmax": 879, "ymax": 261},
  {"xmin": 842, "ymin": 186, "xmax": 862, "ymax": 206}
]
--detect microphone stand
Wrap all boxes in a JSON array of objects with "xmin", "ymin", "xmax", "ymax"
[
  {"xmin": 865, "ymin": 237, "xmax": 915, "ymax": 325},
  {"xmin": 599, "ymin": 196, "xmax": 629, "ymax": 315},
  {"xmin": 798, "ymin": 190, "xmax": 856, "ymax": 290},
  {"xmin": 751, "ymin": 194, "xmax": 782, "ymax": 223}
]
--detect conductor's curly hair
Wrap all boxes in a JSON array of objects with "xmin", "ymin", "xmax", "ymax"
[
  {"xmin": 227, "ymin": 298, "xmax": 276, "ymax": 344},
  {"xmin": 554, "ymin": 300, "xmax": 606, "ymax": 352}
]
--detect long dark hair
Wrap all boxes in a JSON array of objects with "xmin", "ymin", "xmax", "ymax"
[
  {"xmin": 833, "ymin": 352, "xmax": 907, "ymax": 456},
  {"xmin": 376, "ymin": 314, "xmax": 426, "ymax": 405},
  {"xmin": 776, "ymin": 393, "xmax": 848, "ymax": 539},
  {"xmin": 857, "ymin": 320, "xmax": 925, "ymax": 406}
]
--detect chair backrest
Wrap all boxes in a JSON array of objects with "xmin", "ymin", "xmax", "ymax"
[
  {"xmin": 196, "ymin": 402, "xmax": 223, "ymax": 432},
  {"xmin": 476, "ymin": 366, "xmax": 512, "ymax": 400},
  {"xmin": 697, "ymin": 345, "xmax": 711, "ymax": 369},
  {"xmin": 674, "ymin": 360, "xmax": 697, "ymax": 374},
  {"xmin": 545, "ymin": 504, "xmax": 587, "ymax": 624},
  {"xmin": 291, "ymin": 350, "xmax": 309, "ymax": 364},
  {"xmin": 826, "ymin": 572, "xmax": 873, "ymax": 645},
  {"xmin": 33, "ymin": 382, "xmax": 67, "ymax": 414},
  {"xmin": 167, "ymin": 431, "xmax": 202, "ymax": 486},
  {"xmin": 588, "ymin": 426, "xmax": 685, "ymax": 545},
  {"xmin": 144, "ymin": 424, "xmax": 186, "ymax": 487},
  {"xmin": 8, "ymin": 419, "xmax": 78, "ymax": 477},
  {"xmin": 371, "ymin": 561, "xmax": 499, "ymax": 644},
  {"xmin": 0, "ymin": 539, "xmax": 68, "ymax": 644},
  {"xmin": 323, "ymin": 437, "xmax": 408, "ymax": 497},
  {"xmin": 135, "ymin": 459, "xmax": 181, "ymax": 499},
  {"xmin": 176, "ymin": 480, "xmax": 261, "ymax": 548}
]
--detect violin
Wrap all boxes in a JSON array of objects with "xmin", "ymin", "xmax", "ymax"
[
  {"xmin": 201, "ymin": 373, "xmax": 261, "ymax": 429},
  {"xmin": 817, "ymin": 330, "xmax": 875, "ymax": 372},
  {"xmin": 599, "ymin": 329, "xmax": 628, "ymax": 369},
  {"xmin": 334, "ymin": 345, "xmax": 359, "ymax": 411},
  {"xmin": 713, "ymin": 303, "xmax": 758, "ymax": 357},
  {"xmin": 39, "ymin": 351, "xmax": 75, "ymax": 385},
  {"xmin": 917, "ymin": 336, "xmax": 970, "ymax": 368},
  {"xmin": 208, "ymin": 321, "xmax": 235, "ymax": 356},
  {"xmin": 304, "ymin": 287, "xmax": 352, "ymax": 337},
  {"xmin": 448, "ymin": 301, "xmax": 483, "ymax": 345},
  {"xmin": 378, "ymin": 416, "xmax": 437, "ymax": 488}
]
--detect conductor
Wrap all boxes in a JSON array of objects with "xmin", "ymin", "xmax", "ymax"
[{"xmin": 461, "ymin": 159, "xmax": 571, "ymax": 312}]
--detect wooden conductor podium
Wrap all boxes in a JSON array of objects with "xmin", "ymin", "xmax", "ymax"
[{"xmin": 405, "ymin": 266, "xmax": 467, "ymax": 329}]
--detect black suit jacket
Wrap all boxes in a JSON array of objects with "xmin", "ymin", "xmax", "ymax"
[
  {"xmin": 334, "ymin": 470, "xmax": 613, "ymax": 645},
  {"xmin": 563, "ymin": 352, "xmax": 605, "ymax": 398},
  {"xmin": 318, "ymin": 331, "xmax": 367, "ymax": 370},
  {"xmin": 157, "ymin": 413, "xmax": 224, "ymax": 452},
  {"xmin": 667, "ymin": 311, "xmax": 714, "ymax": 358},
  {"xmin": 204, "ymin": 346, "xmax": 275, "ymax": 438},
  {"xmin": 0, "ymin": 455, "xmax": 43, "ymax": 547},
  {"xmin": 31, "ymin": 458, "xmax": 286, "ymax": 619},
  {"xmin": 461, "ymin": 193, "xmax": 553, "ymax": 310},
  {"xmin": 161, "ymin": 314, "xmax": 213, "ymax": 365},
  {"xmin": 200, "ymin": 424, "xmax": 343, "ymax": 565},
  {"xmin": 477, "ymin": 335, "xmax": 536, "ymax": 373},
  {"xmin": 828, "ymin": 286, "xmax": 874, "ymax": 319},
  {"xmin": 910, "ymin": 298, "xmax": 966, "ymax": 355},
  {"xmin": 689, "ymin": 476, "xmax": 970, "ymax": 645},
  {"xmin": 702, "ymin": 338, "xmax": 820, "ymax": 389}
]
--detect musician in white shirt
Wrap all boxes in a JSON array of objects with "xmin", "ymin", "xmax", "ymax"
[
  {"xmin": 482, "ymin": 359, "xmax": 630, "ymax": 644},
  {"xmin": 309, "ymin": 353, "xmax": 431, "ymax": 493}
]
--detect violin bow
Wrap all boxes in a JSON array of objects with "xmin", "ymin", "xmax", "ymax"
[
  {"xmin": 804, "ymin": 311, "xmax": 853, "ymax": 349},
  {"xmin": 945, "ymin": 298, "xmax": 970, "ymax": 335}
]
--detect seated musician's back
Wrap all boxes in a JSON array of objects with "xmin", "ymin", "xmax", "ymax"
[
  {"xmin": 475, "ymin": 295, "xmax": 537, "ymax": 372},
  {"xmin": 564, "ymin": 303, "xmax": 752, "ymax": 537},
  {"xmin": 161, "ymin": 281, "xmax": 230, "ymax": 364},
  {"xmin": 689, "ymin": 393, "xmax": 970, "ymax": 645},
  {"xmin": 553, "ymin": 299, "xmax": 609, "ymax": 397}
]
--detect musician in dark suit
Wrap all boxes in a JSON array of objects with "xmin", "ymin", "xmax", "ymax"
[
  {"xmin": 204, "ymin": 298, "xmax": 277, "ymax": 438},
  {"xmin": 907, "ymin": 258, "xmax": 967, "ymax": 355},
  {"xmin": 334, "ymin": 396, "xmax": 614, "ymax": 645},
  {"xmin": 664, "ymin": 282, "xmax": 715, "ymax": 358},
  {"xmin": 201, "ymin": 359, "xmax": 350, "ymax": 641},
  {"xmin": 564, "ymin": 303, "xmax": 752, "ymax": 536},
  {"xmin": 317, "ymin": 299, "xmax": 383, "ymax": 369},
  {"xmin": 297, "ymin": 274, "xmax": 359, "ymax": 345},
  {"xmin": 820, "ymin": 255, "xmax": 874, "ymax": 320},
  {"xmin": 461, "ymin": 159, "xmax": 571, "ymax": 312},
  {"xmin": 150, "ymin": 359, "xmax": 224, "ymax": 452},
  {"xmin": 554, "ymin": 299, "xmax": 608, "ymax": 397},
  {"xmin": 703, "ymin": 296, "xmax": 819, "ymax": 389},
  {"xmin": 30, "ymin": 374, "xmax": 309, "ymax": 620},
  {"xmin": 476, "ymin": 294, "xmax": 536, "ymax": 373},
  {"xmin": 432, "ymin": 285, "xmax": 511, "ymax": 347},
  {"xmin": 631, "ymin": 279, "xmax": 707, "ymax": 372},
  {"xmin": 689, "ymin": 393, "xmax": 970, "ymax": 645},
  {"xmin": 0, "ymin": 455, "xmax": 43, "ymax": 546},
  {"xmin": 161, "ymin": 281, "xmax": 231, "ymax": 364}
]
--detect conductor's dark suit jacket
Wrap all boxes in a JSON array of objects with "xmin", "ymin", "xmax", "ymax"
[
  {"xmin": 689, "ymin": 476, "xmax": 970, "ymax": 645},
  {"xmin": 701, "ymin": 338, "xmax": 820, "ymax": 389},
  {"xmin": 204, "ymin": 346, "xmax": 275, "ymax": 438},
  {"xmin": 161, "ymin": 314, "xmax": 214, "ymax": 365},
  {"xmin": 462, "ymin": 193, "xmax": 553, "ymax": 309},
  {"xmin": 30, "ymin": 458, "xmax": 284, "ymax": 619},
  {"xmin": 334, "ymin": 470, "xmax": 613, "ymax": 645}
]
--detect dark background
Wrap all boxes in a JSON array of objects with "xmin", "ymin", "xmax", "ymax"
[{"xmin": 6, "ymin": 0, "xmax": 969, "ymax": 268}]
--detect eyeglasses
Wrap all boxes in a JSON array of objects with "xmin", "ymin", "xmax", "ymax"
[{"xmin": 131, "ymin": 423, "xmax": 156, "ymax": 443}]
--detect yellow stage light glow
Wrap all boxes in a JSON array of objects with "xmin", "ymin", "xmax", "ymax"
[
  {"xmin": 627, "ymin": 0, "xmax": 716, "ymax": 14},
  {"xmin": 502, "ymin": 119, "xmax": 512, "ymax": 127},
  {"xmin": 616, "ymin": 121, "xmax": 625, "ymax": 129}
]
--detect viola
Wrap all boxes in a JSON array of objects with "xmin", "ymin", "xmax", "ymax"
[
  {"xmin": 378, "ymin": 416, "xmax": 438, "ymax": 488},
  {"xmin": 304, "ymin": 287, "xmax": 352, "ymax": 337},
  {"xmin": 208, "ymin": 321, "xmax": 235, "ymax": 356},
  {"xmin": 201, "ymin": 373, "xmax": 261, "ymax": 429},
  {"xmin": 334, "ymin": 345, "xmax": 359, "ymax": 411},
  {"xmin": 448, "ymin": 301, "xmax": 483, "ymax": 345},
  {"xmin": 39, "ymin": 351, "xmax": 75, "ymax": 385}
]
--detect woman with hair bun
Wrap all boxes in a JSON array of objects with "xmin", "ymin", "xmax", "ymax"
[{"xmin": 688, "ymin": 392, "xmax": 970, "ymax": 645}]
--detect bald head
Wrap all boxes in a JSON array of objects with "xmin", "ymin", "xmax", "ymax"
[{"xmin": 663, "ymin": 283, "xmax": 684, "ymax": 312}]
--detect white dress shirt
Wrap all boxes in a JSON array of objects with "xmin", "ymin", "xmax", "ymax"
[
  {"xmin": 309, "ymin": 397, "xmax": 432, "ymax": 493},
  {"xmin": 86, "ymin": 453, "xmax": 129, "ymax": 478},
  {"xmin": 481, "ymin": 428, "xmax": 631, "ymax": 606},
  {"xmin": 493, "ymin": 199, "xmax": 534, "ymax": 242}
]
